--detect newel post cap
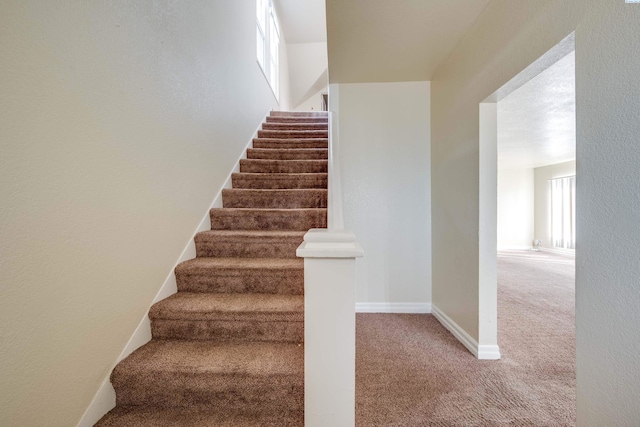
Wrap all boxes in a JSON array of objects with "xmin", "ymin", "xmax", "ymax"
[{"xmin": 296, "ymin": 229, "xmax": 364, "ymax": 258}]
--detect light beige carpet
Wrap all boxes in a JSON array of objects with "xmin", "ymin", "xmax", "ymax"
[{"xmin": 356, "ymin": 250, "xmax": 575, "ymax": 426}]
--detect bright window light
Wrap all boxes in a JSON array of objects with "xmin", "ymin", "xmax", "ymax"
[
  {"xmin": 256, "ymin": 0, "xmax": 279, "ymax": 99},
  {"xmin": 550, "ymin": 176, "xmax": 576, "ymax": 250}
]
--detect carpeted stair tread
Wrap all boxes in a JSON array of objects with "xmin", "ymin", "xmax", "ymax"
[
  {"xmin": 175, "ymin": 257, "xmax": 303, "ymax": 295},
  {"xmin": 253, "ymin": 138, "xmax": 328, "ymax": 149},
  {"xmin": 176, "ymin": 257, "xmax": 303, "ymax": 273},
  {"xmin": 262, "ymin": 122, "xmax": 327, "ymax": 130},
  {"xmin": 149, "ymin": 293, "xmax": 303, "ymax": 342},
  {"xmin": 222, "ymin": 189, "xmax": 327, "ymax": 209},
  {"xmin": 195, "ymin": 230, "xmax": 305, "ymax": 258},
  {"xmin": 239, "ymin": 159, "xmax": 327, "ymax": 174},
  {"xmin": 232, "ymin": 173, "xmax": 327, "ymax": 189},
  {"xmin": 266, "ymin": 115, "xmax": 327, "ymax": 123},
  {"xmin": 210, "ymin": 208, "xmax": 327, "ymax": 231},
  {"xmin": 270, "ymin": 111, "xmax": 327, "ymax": 117},
  {"xmin": 257, "ymin": 129, "xmax": 328, "ymax": 139},
  {"xmin": 111, "ymin": 340, "xmax": 303, "ymax": 410},
  {"xmin": 150, "ymin": 292, "xmax": 303, "ymax": 320},
  {"xmin": 111, "ymin": 340, "xmax": 303, "ymax": 378},
  {"xmin": 246, "ymin": 148, "xmax": 328, "ymax": 160},
  {"xmin": 95, "ymin": 407, "xmax": 303, "ymax": 427}
]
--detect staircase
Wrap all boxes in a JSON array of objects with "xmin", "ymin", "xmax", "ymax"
[{"xmin": 96, "ymin": 111, "xmax": 329, "ymax": 426}]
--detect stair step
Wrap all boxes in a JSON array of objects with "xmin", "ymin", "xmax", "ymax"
[
  {"xmin": 96, "ymin": 406, "xmax": 303, "ymax": 427},
  {"xmin": 262, "ymin": 122, "xmax": 327, "ymax": 131},
  {"xmin": 222, "ymin": 189, "xmax": 327, "ymax": 209},
  {"xmin": 239, "ymin": 159, "xmax": 327, "ymax": 174},
  {"xmin": 257, "ymin": 129, "xmax": 328, "ymax": 139},
  {"xmin": 266, "ymin": 115, "xmax": 327, "ymax": 124},
  {"xmin": 253, "ymin": 138, "xmax": 328, "ymax": 149},
  {"xmin": 270, "ymin": 111, "xmax": 327, "ymax": 117},
  {"xmin": 195, "ymin": 230, "xmax": 305, "ymax": 258},
  {"xmin": 175, "ymin": 258, "xmax": 303, "ymax": 294},
  {"xmin": 149, "ymin": 293, "xmax": 303, "ymax": 342},
  {"xmin": 209, "ymin": 208, "xmax": 327, "ymax": 231},
  {"xmin": 210, "ymin": 208, "xmax": 327, "ymax": 231},
  {"xmin": 101, "ymin": 110, "xmax": 333, "ymax": 424},
  {"xmin": 232, "ymin": 173, "xmax": 327, "ymax": 189},
  {"xmin": 111, "ymin": 340, "xmax": 303, "ymax": 412},
  {"xmin": 246, "ymin": 148, "xmax": 328, "ymax": 160}
]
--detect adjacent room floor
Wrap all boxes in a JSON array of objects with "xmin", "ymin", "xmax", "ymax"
[{"xmin": 356, "ymin": 250, "xmax": 575, "ymax": 426}]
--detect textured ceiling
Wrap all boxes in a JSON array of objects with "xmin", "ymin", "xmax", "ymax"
[
  {"xmin": 325, "ymin": 0, "xmax": 490, "ymax": 83},
  {"xmin": 498, "ymin": 52, "xmax": 576, "ymax": 170},
  {"xmin": 275, "ymin": 0, "xmax": 327, "ymax": 44}
]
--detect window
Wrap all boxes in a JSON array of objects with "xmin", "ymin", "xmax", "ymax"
[
  {"xmin": 256, "ymin": 0, "xmax": 266, "ymax": 69},
  {"xmin": 256, "ymin": 0, "xmax": 279, "ymax": 98},
  {"xmin": 549, "ymin": 176, "xmax": 576, "ymax": 250}
]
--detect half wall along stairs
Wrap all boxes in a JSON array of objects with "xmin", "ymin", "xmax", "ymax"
[{"xmin": 96, "ymin": 111, "xmax": 329, "ymax": 426}]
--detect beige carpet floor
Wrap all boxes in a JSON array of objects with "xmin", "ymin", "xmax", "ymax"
[{"xmin": 356, "ymin": 250, "xmax": 575, "ymax": 426}]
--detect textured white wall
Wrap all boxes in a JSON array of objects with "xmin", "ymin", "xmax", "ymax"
[
  {"xmin": 278, "ymin": 37, "xmax": 292, "ymax": 111},
  {"xmin": 295, "ymin": 88, "xmax": 326, "ymax": 112},
  {"xmin": 431, "ymin": 1, "xmax": 640, "ymax": 424},
  {"xmin": 497, "ymin": 168, "xmax": 535, "ymax": 249},
  {"xmin": 533, "ymin": 160, "xmax": 575, "ymax": 248},
  {"xmin": 337, "ymin": 81, "xmax": 431, "ymax": 305},
  {"xmin": 0, "ymin": 1, "xmax": 282, "ymax": 425},
  {"xmin": 287, "ymin": 42, "xmax": 328, "ymax": 109}
]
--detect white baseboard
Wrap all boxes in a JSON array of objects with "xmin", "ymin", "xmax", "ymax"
[
  {"xmin": 76, "ymin": 114, "xmax": 268, "ymax": 427},
  {"xmin": 541, "ymin": 247, "xmax": 575, "ymax": 256},
  {"xmin": 497, "ymin": 245, "xmax": 533, "ymax": 251},
  {"xmin": 477, "ymin": 344, "xmax": 501, "ymax": 360},
  {"xmin": 431, "ymin": 304, "xmax": 500, "ymax": 360},
  {"xmin": 355, "ymin": 302, "xmax": 432, "ymax": 313}
]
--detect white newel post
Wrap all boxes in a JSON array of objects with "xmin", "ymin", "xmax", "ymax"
[{"xmin": 297, "ymin": 228, "xmax": 363, "ymax": 427}]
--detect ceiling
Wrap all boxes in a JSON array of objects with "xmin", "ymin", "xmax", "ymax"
[
  {"xmin": 275, "ymin": 0, "xmax": 327, "ymax": 44},
  {"xmin": 498, "ymin": 51, "xmax": 576, "ymax": 170},
  {"xmin": 325, "ymin": 0, "xmax": 491, "ymax": 83}
]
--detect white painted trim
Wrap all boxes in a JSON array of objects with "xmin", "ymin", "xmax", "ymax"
[
  {"xmin": 431, "ymin": 304, "xmax": 501, "ymax": 360},
  {"xmin": 76, "ymin": 113, "xmax": 268, "ymax": 427},
  {"xmin": 297, "ymin": 229, "xmax": 361, "ymax": 426},
  {"xmin": 327, "ymin": 85, "xmax": 344, "ymax": 230},
  {"xmin": 355, "ymin": 302, "xmax": 432, "ymax": 313},
  {"xmin": 296, "ymin": 229, "xmax": 363, "ymax": 258},
  {"xmin": 478, "ymin": 344, "xmax": 502, "ymax": 360}
]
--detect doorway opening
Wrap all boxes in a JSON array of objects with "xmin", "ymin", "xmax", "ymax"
[{"xmin": 478, "ymin": 33, "xmax": 576, "ymax": 360}]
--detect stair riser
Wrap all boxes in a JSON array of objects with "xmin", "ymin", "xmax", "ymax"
[
  {"xmin": 253, "ymin": 139, "xmax": 328, "ymax": 149},
  {"xmin": 257, "ymin": 130, "xmax": 328, "ymax": 139},
  {"xmin": 240, "ymin": 160, "xmax": 327, "ymax": 174},
  {"xmin": 195, "ymin": 238, "xmax": 301, "ymax": 258},
  {"xmin": 266, "ymin": 116, "xmax": 328, "ymax": 123},
  {"xmin": 176, "ymin": 269, "xmax": 303, "ymax": 295},
  {"xmin": 151, "ymin": 319, "xmax": 303, "ymax": 342},
  {"xmin": 112, "ymin": 374, "xmax": 303, "ymax": 412},
  {"xmin": 232, "ymin": 173, "xmax": 327, "ymax": 189},
  {"xmin": 247, "ymin": 148, "xmax": 328, "ymax": 160},
  {"xmin": 210, "ymin": 209, "xmax": 327, "ymax": 231},
  {"xmin": 262, "ymin": 123, "xmax": 327, "ymax": 131},
  {"xmin": 222, "ymin": 189, "xmax": 327, "ymax": 209}
]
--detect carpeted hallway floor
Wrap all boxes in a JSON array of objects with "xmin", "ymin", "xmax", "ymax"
[{"xmin": 356, "ymin": 250, "xmax": 575, "ymax": 426}]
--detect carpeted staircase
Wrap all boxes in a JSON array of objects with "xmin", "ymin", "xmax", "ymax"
[{"xmin": 96, "ymin": 111, "xmax": 328, "ymax": 426}]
